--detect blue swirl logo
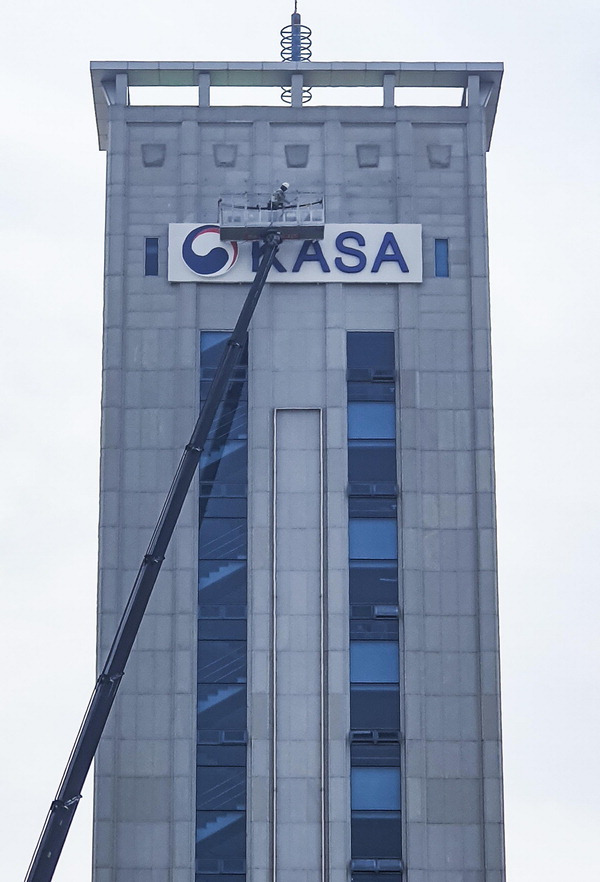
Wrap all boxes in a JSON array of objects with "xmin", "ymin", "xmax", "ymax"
[{"xmin": 181, "ymin": 225, "xmax": 239, "ymax": 277}]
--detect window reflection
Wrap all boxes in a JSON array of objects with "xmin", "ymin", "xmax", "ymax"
[
  {"xmin": 349, "ymin": 519, "xmax": 398, "ymax": 560},
  {"xmin": 199, "ymin": 441, "xmax": 248, "ymax": 486},
  {"xmin": 199, "ymin": 518, "xmax": 247, "ymax": 559},
  {"xmin": 350, "ymin": 642, "xmax": 399, "ymax": 683},
  {"xmin": 351, "ymin": 768, "xmax": 401, "ymax": 810},
  {"xmin": 199, "ymin": 561, "xmax": 247, "ymax": 605},
  {"xmin": 348, "ymin": 402, "xmax": 396, "ymax": 439},
  {"xmin": 198, "ymin": 684, "xmax": 246, "ymax": 732},
  {"xmin": 196, "ymin": 767, "xmax": 246, "ymax": 811},
  {"xmin": 198, "ymin": 641, "xmax": 247, "ymax": 683},
  {"xmin": 196, "ymin": 810, "xmax": 246, "ymax": 858}
]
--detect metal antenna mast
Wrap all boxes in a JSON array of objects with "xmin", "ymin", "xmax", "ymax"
[{"xmin": 280, "ymin": 0, "xmax": 312, "ymax": 104}]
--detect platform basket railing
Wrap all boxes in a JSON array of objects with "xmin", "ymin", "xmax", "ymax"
[{"xmin": 218, "ymin": 193, "xmax": 325, "ymax": 241}]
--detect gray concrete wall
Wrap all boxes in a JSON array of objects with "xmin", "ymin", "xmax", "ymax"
[{"xmin": 94, "ymin": 90, "xmax": 504, "ymax": 882}]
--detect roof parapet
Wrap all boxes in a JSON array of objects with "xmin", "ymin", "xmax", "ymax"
[{"xmin": 90, "ymin": 60, "xmax": 503, "ymax": 151}]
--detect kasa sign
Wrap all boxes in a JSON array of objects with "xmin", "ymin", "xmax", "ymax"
[{"xmin": 168, "ymin": 224, "xmax": 422, "ymax": 284}]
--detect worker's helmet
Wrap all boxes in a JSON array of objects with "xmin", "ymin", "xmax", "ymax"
[{"xmin": 281, "ymin": 182, "xmax": 290, "ymax": 190}]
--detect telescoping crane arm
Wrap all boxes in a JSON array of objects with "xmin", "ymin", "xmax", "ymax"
[{"xmin": 25, "ymin": 230, "xmax": 282, "ymax": 882}]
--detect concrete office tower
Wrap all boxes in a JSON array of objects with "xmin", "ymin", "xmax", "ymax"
[{"xmin": 90, "ymin": 61, "xmax": 505, "ymax": 882}]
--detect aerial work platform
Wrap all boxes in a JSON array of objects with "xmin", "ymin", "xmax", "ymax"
[{"xmin": 218, "ymin": 193, "xmax": 325, "ymax": 241}]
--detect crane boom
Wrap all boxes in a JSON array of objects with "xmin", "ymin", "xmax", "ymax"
[{"xmin": 25, "ymin": 230, "xmax": 282, "ymax": 882}]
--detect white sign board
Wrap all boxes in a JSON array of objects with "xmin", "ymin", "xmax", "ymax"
[{"xmin": 168, "ymin": 223, "xmax": 422, "ymax": 284}]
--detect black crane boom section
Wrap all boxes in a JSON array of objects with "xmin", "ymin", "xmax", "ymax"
[{"xmin": 25, "ymin": 230, "xmax": 282, "ymax": 882}]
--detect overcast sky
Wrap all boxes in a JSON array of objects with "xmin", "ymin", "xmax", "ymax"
[{"xmin": 1, "ymin": 0, "xmax": 599, "ymax": 879}]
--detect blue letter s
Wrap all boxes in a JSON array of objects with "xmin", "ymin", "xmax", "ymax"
[{"xmin": 334, "ymin": 231, "xmax": 367, "ymax": 274}]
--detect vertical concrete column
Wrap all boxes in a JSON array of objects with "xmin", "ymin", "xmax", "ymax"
[
  {"xmin": 324, "ymin": 121, "xmax": 343, "ymax": 223},
  {"xmin": 115, "ymin": 72, "xmax": 128, "ymax": 105},
  {"xmin": 291, "ymin": 74, "xmax": 304, "ymax": 108},
  {"xmin": 397, "ymin": 119, "xmax": 426, "ymax": 877},
  {"xmin": 395, "ymin": 122, "xmax": 415, "ymax": 224},
  {"xmin": 173, "ymin": 119, "xmax": 200, "ymax": 882},
  {"xmin": 181, "ymin": 119, "xmax": 198, "ymax": 221},
  {"xmin": 323, "ymin": 288, "xmax": 349, "ymax": 882},
  {"xmin": 383, "ymin": 73, "xmax": 396, "ymax": 108},
  {"xmin": 273, "ymin": 409, "xmax": 325, "ymax": 882},
  {"xmin": 198, "ymin": 73, "xmax": 210, "ymax": 107},
  {"xmin": 93, "ymin": 106, "xmax": 128, "ymax": 882},
  {"xmin": 253, "ymin": 121, "xmax": 272, "ymax": 201},
  {"xmin": 466, "ymin": 76, "xmax": 506, "ymax": 882},
  {"xmin": 467, "ymin": 74, "xmax": 481, "ymax": 108}
]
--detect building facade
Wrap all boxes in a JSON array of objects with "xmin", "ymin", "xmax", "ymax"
[{"xmin": 91, "ymin": 61, "xmax": 505, "ymax": 882}]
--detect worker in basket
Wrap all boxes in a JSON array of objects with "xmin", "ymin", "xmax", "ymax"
[{"xmin": 268, "ymin": 182, "xmax": 290, "ymax": 210}]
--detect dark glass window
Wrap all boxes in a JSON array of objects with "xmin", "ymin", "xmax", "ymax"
[
  {"xmin": 197, "ymin": 744, "xmax": 246, "ymax": 767},
  {"xmin": 144, "ymin": 237, "xmax": 159, "ymax": 275},
  {"xmin": 201, "ymin": 376, "xmax": 247, "ymax": 402},
  {"xmin": 199, "ymin": 561, "xmax": 246, "ymax": 605},
  {"xmin": 348, "ymin": 381, "xmax": 395, "ymax": 402},
  {"xmin": 352, "ymin": 768, "xmax": 401, "ymax": 810},
  {"xmin": 351, "ymin": 743, "xmax": 401, "ymax": 767},
  {"xmin": 350, "ymin": 619, "xmax": 399, "ymax": 641},
  {"xmin": 198, "ymin": 684, "xmax": 246, "ymax": 730},
  {"xmin": 198, "ymin": 876, "xmax": 246, "ymax": 882},
  {"xmin": 199, "ymin": 495, "xmax": 247, "ymax": 519},
  {"xmin": 351, "ymin": 813, "xmax": 402, "ymax": 859},
  {"xmin": 434, "ymin": 238, "xmax": 450, "ymax": 277},
  {"xmin": 195, "ymin": 810, "xmax": 246, "ymax": 858},
  {"xmin": 196, "ymin": 767, "xmax": 246, "ymax": 811},
  {"xmin": 348, "ymin": 402, "xmax": 396, "ymax": 439},
  {"xmin": 351, "ymin": 685, "xmax": 400, "ymax": 729},
  {"xmin": 347, "ymin": 333, "xmax": 395, "ymax": 371},
  {"xmin": 198, "ymin": 332, "xmax": 248, "ymax": 882},
  {"xmin": 350, "ymin": 642, "xmax": 399, "ymax": 683},
  {"xmin": 198, "ymin": 619, "xmax": 246, "ymax": 641},
  {"xmin": 198, "ymin": 641, "xmax": 247, "ymax": 683},
  {"xmin": 199, "ymin": 517, "xmax": 247, "ymax": 560},
  {"xmin": 347, "ymin": 332, "xmax": 402, "ymax": 866},
  {"xmin": 349, "ymin": 519, "xmax": 398, "ymax": 560},
  {"xmin": 352, "ymin": 874, "xmax": 403, "ymax": 882},
  {"xmin": 349, "ymin": 562, "xmax": 398, "ymax": 605},
  {"xmin": 349, "ymin": 498, "xmax": 397, "ymax": 518},
  {"xmin": 348, "ymin": 442, "xmax": 396, "ymax": 484},
  {"xmin": 199, "ymin": 440, "xmax": 248, "ymax": 486},
  {"xmin": 200, "ymin": 332, "xmax": 239, "ymax": 368},
  {"xmin": 208, "ymin": 399, "xmax": 249, "ymax": 441}
]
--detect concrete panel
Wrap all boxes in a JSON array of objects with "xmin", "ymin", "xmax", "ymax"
[
  {"xmin": 116, "ymin": 776, "xmax": 171, "ymax": 821},
  {"xmin": 274, "ymin": 408, "xmax": 324, "ymax": 882},
  {"xmin": 426, "ymin": 779, "xmax": 482, "ymax": 824}
]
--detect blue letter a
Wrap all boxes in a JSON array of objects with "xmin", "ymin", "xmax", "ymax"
[
  {"xmin": 292, "ymin": 240, "xmax": 331, "ymax": 273},
  {"xmin": 372, "ymin": 232, "xmax": 409, "ymax": 273}
]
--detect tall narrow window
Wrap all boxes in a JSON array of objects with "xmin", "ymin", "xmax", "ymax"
[
  {"xmin": 434, "ymin": 238, "xmax": 449, "ymax": 277},
  {"xmin": 197, "ymin": 332, "xmax": 248, "ymax": 882},
  {"xmin": 144, "ymin": 237, "xmax": 159, "ymax": 275},
  {"xmin": 347, "ymin": 332, "xmax": 402, "ymax": 877}
]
